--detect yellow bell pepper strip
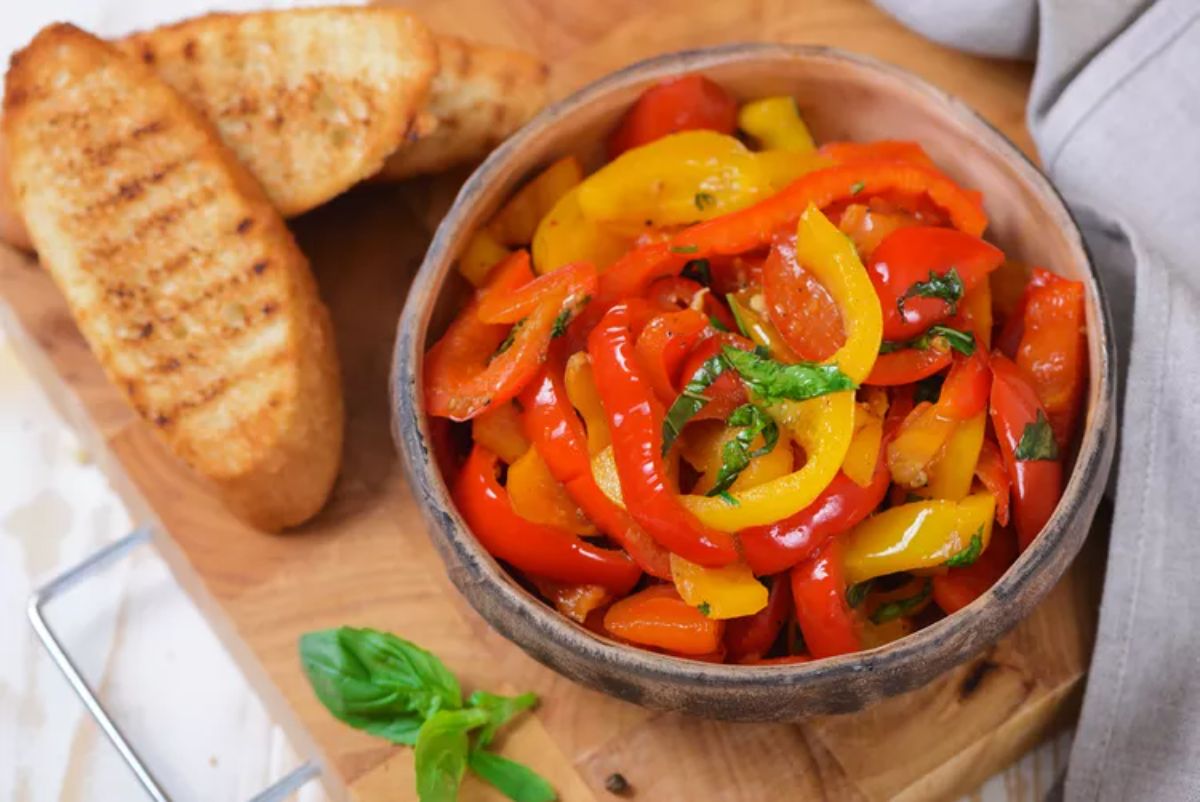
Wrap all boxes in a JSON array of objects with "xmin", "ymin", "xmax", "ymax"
[
  {"xmin": 591, "ymin": 446, "xmax": 624, "ymax": 507},
  {"xmin": 507, "ymin": 447, "xmax": 596, "ymax": 535},
  {"xmin": 726, "ymin": 290, "xmax": 801, "ymax": 362},
  {"xmin": 670, "ymin": 554, "xmax": 769, "ymax": 619},
  {"xmin": 577, "ymin": 131, "xmax": 773, "ymax": 227},
  {"xmin": 842, "ymin": 400, "xmax": 885, "ymax": 487},
  {"xmin": 471, "ymin": 401, "xmax": 530, "ymax": 464},
  {"xmin": 925, "ymin": 412, "xmax": 986, "ymax": 501},
  {"xmin": 755, "ymin": 150, "xmax": 832, "ymax": 191},
  {"xmin": 886, "ymin": 401, "xmax": 957, "ymax": 488},
  {"xmin": 685, "ymin": 420, "xmax": 794, "ymax": 496},
  {"xmin": 737, "ymin": 96, "xmax": 816, "ymax": 153},
  {"xmin": 532, "ymin": 185, "xmax": 631, "ymax": 274},
  {"xmin": 679, "ymin": 205, "xmax": 880, "ymax": 530},
  {"xmin": 564, "ymin": 351, "xmax": 611, "ymax": 455},
  {"xmin": 488, "ymin": 156, "xmax": 583, "ymax": 246},
  {"xmin": 842, "ymin": 492, "xmax": 996, "ymax": 584},
  {"xmin": 459, "ymin": 228, "xmax": 512, "ymax": 287}
]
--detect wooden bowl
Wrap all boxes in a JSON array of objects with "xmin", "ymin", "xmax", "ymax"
[{"xmin": 392, "ymin": 43, "xmax": 1116, "ymax": 719}]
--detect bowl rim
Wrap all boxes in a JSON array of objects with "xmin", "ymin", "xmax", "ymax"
[{"xmin": 392, "ymin": 42, "xmax": 1116, "ymax": 702}]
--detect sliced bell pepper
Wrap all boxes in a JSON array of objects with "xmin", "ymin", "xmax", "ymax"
[
  {"xmin": 646, "ymin": 276, "xmax": 738, "ymax": 331},
  {"xmin": 842, "ymin": 400, "xmax": 885, "ymax": 487},
  {"xmin": 425, "ymin": 252, "xmax": 565, "ymax": 421},
  {"xmin": 741, "ymin": 448, "xmax": 890, "ymax": 576},
  {"xmin": 938, "ymin": 349, "xmax": 990, "ymax": 420},
  {"xmin": 564, "ymin": 351, "xmax": 611, "ymax": 455},
  {"xmin": 455, "ymin": 445, "xmax": 640, "ymax": 592},
  {"xmin": 924, "ymin": 412, "xmax": 986, "ymax": 501},
  {"xmin": 1015, "ymin": 268, "xmax": 1086, "ymax": 449},
  {"xmin": 837, "ymin": 202, "xmax": 921, "ymax": 260},
  {"xmin": 724, "ymin": 575, "xmax": 793, "ymax": 662},
  {"xmin": 947, "ymin": 279, "xmax": 993, "ymax": 351},
  {"xmin": 520, "ymin": 364, "xmax": 672, "ymax": 578},
  {"xmin": 459, "ymin": 228, "xmax": 512, "ymax": 287},
  {"xmin": 763, "ymin": 234, "xmax": 846, "ymax": 361},
  {"xmin": 819, "ymin": 140, "xmax": 935, "ymax": 168},
  {"xmin": 531, "ymin": 578, "xmax": 611, "ymax": 624},
  {"xmin": 790, "ymin": 538, "xmax": 860, "ymax": 658},
  {"xmin": 726, "ymin": 290, "xmax": 802, "ymax": 362},
  {"xmin": 507, "ymin": 447, "xmax": 595, "ymax": 534},
  {"xmin": 684, "ymin": 420, "xmax": 793, "ymax": 496},
  {"xmin": 580, "ymin": 131, "xmax": 773, "ymax": 226},
  {"xmin": 607, "ymin": 74, "xmax": 738, "ymax": 158},
  {"xmin": 671, "ymin": 160, "xmax": 987, "ymax": 257},
  {"xmin": 670, "ymin": 554, "xmax": 769, "ymax": 620},
  {"xmin": 842, "ymin": 492, "xmax": 995, "ymax": 584},
  {"xmin": 708, "ymin": 252, "xmax": 766, "ymax": 295},
  {"xmin": 932, "ymin": 527, "xmax": 1019, "ymax": 614},
  {"xmin": 602, "ymin": 584, "xmax": 725, "ymax": 655},
  {"xmin": 532, "ymin": 185, "xmax": 631, "ymax": 275},
  {"xmin": 588, "ymin": 304, "xmax": 740, "ymax": 566},
  {"xmin": 868, "ymin": 226, "xmax": 1004, "ymax": 341},
  {"xmin": 975, "ymin": 437, "xmax": 1011, "ymax": 527},
  {"xmin": 471, "ymin": 401, "xmax": 530, "ymax": 464},
  {"xmin": 886, "ymin": 401, "xmax": 956, "ymax": 488},
  {"xmin": 989, "ymin": 354, "xmax": 1063, "ymax": 551},
  {"xmin": 865, "ymin": 338, "xmax": 954, "ymax": 386},
  {"xmin": 635, "ymin": 308, "xmax": 711, "ymax": 406},
  {"xmin": 675, "ymin": 333, "xmax": 751, "ymax": 420},
  {"xmin": 858, "ymin": 616, "xmax": 915, "ymax": 650},
  {"xmin": 477, "ymin": 260, "xmax": 596, "ymax": 324},
  {"xmin": 488, "ymin": 156, "xmax": 583, "ymax": 246},
  {"xmin": 737, "ymin": 96, "xmax": 816, "ymax": 153}
]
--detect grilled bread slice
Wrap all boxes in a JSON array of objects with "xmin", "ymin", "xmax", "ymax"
[
  {"xmin": 5, "ymin": 23, "xmax": 343, "ymax": 531},
  {"xmin": 376, "ymin": 34, "xmax": 549, "ymax": 180},
  {"xmin": 118, "ymin": 7, "xmax": 437, "ymax": 217}
]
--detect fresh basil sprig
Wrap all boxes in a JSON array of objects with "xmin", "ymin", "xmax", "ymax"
[
  {"xmin": 721, "ymin": 346, "xmax": 855, "ymax": 404},
  {"xmin": 879, "ymin": 325, "xmax": 975, "ymax": 357},
  {"xmin": 662, "ymin": 354, "xmax": 727, "ymax": 455},
  {"xmin": 300, "ymin": 628, "xmax": 555, "ymax": 802},
  {"xmin": 897, "ymin": 267, "xmax": 965, "ymax": 315},
  {"xmin": 944, "ymin": 527, "xmax": 984, "ymax": 568},
  {"xmin": 846, "ymin": 579, "xmax": 874, "ymax": 609},
  {"xmin": 706, "ymin": 403, "xmax": 779, "ymax": 497},
  {"xmin": 870, "ymin": 580, "xmax": 933, "ymax": 625},
  {"xmin": 1015, "ymin": 410, "xmax": 1060, "ymax": 461}
]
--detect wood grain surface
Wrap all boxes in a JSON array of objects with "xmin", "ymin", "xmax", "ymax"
[{"xmin": 0, "ymin": 1, "xmax": 1103, "ymax": 800}]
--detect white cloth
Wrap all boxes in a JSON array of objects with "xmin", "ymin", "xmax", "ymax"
[{"xmin": 874, "ymin": 1, "xmax": 1200, "ymax": 799}]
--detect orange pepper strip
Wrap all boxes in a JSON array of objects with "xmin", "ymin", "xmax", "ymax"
[
  {"xmin": 1016, "ymin": 268, "xmax": 1087, "ymax": 449},
  {"xmin": 865, "ymin": 344, "xmax": 953, "ymax": 386},
  {"xmin": 975, "ymin": 437, "xmax": 1012, "ymax": 527},
  {"xmin": 635, "ymin": 308, "xmax": 711, "ymax": 406},
  {"xmin": 603, "ymin": 585, "xmax": 725, "ymax": 655},
  {"xmin": 477, "ymin": 261, "xmax": 597, "ymax": 324},
  {"xmin": 671, "ymin": 160, "xmax": 987, "ymax": 257},
  {"xmin": 819, "ymin": 140, "xmax": 936, "ymax": 168}
]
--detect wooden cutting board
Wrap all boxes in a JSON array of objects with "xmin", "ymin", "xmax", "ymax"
[{"xmin": 0, "ymin": 0, "xmax": 1105, "ymax": 800}]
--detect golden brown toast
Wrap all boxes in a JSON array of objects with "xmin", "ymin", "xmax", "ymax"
[
  {"xmin": 118, "ymin": 7, "xmax": 437, "ymax": 216},
  {"xmin": 5, "ymin": 23, "xmax": 343, "ymax": 531},
  {"xmin": 376, "ymin": 34, "xmax": 549, "ymax": 180}
]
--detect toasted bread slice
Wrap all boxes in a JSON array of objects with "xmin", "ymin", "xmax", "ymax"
[
  {"xmin": 377, "ymin": 35, "xmax": 549, "ymax": 180},
  {"xmin": 119, "ymin": 7, "xmax": 437, "ymax": 217},
  {"xmin": 0, "ymin": 132, "xmax": 31, "ymax": 250},
  {"xmin": 5, "ymin": 23, "xmax": 343, "ymax": 531}
]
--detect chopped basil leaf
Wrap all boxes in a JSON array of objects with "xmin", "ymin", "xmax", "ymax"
[
  {"xmin": 697, "ymin": 601, "xmax": 712, "ymax": 617},
  {"xmin": 682, "ymin": 258, "xmax": 712, "ymax": 286},
  {"xmin": 849, "ymin": 180, "xmax": 866, "ymax": 195},
  {"xmin": 694, "ymin": 192, "xmax": 717, "ymax": 211},
  {"xmin": 944, "ymin": 527, "xmax": 984, "ymax": 568},
  {"xmin": 717, "ymin": 490, "xmax": 739, "ymax": 506},
  {"xmin": 709, "ymin": 315, "xmax": 730, "ymax": 332},
  {"xmin": 869, "ymin": 580, "xmax": 932, "ymax": 625},
  {"xmin": 706, "ymin": 403, "xmax": 779, "ymax": 497},
  {"xmin": 727, "ymin": 294, "xmax": 754, "ymax": 338},
  {"xmin": 846, "ymin": 580, "xmax": 874, "ymax": 609},
  {"xmin": 662, "ymin": 355, "xmax": 727, "ymax": 455},
  {"xmin": 1015, "ymin": 410, "xmax": 1060, "ymax": 461},
  {"xmin": 671, "ymin": 244, "xmax": 700, "ymax": 254},
  {"xmin": 722, "ymin": 346, "xmax": 856, "ymax": 404},
  {"xmin": 489, "ymin": 320, "xmax": 524, "ymax": 363},
  {"xmin": 898, "ymin": 267, "xmax": 965, "ymax": 315},
  {"xmin": 879, "ymin": 325, "xmax": 975, "ymax": 358},
  {"xmin": 550, "ymin": 309, "xmax": 571, "ymax": 338}
]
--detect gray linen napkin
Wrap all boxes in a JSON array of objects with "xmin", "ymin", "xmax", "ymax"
[{"xmin": 876, "ymin": 1, "xmax": 1200, "ymax": 799}]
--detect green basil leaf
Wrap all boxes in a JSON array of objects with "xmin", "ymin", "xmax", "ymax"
[
  {"xmin": 869, "ymin": 580, "xmax": 932, "ymax": 625},
  {"xmin": 469, "ymin": 750, "xmax": 558, "ymax": 802},
  {"xmin": 343, "ymin": 713, "xmax": 426, "ymax": 746},
  {"xmin": 845, "ymin": 580, "xmax": 874, "ymax": 609},
  {"xmin": 726, "ymin": 294, "xmax": 754, "ymax": 338},
  {"xmin": 944, "ymin": 527, "xmax": 984, "ymax": 568},
  {"xmin": 721, "ymin": 346, "xmax": 855, "ymax": 404},
  {"xmin": 898, "ymin": 267, "xmax": 964, "ymax": 315},
  {"xmin": 706, "ymin": 403, "xmax": 779, "ymax": 496},
  {"xmin": 299, "ymin": 627, "xmax": 462, "ymax": 730},
  {"xmin": 490, "ymin": 320, "xmax": 524, "ymax": 363},
  {"xmin": 880, "ymin": 326, "xmax": 974, "ymax": 358},
  {"xmin": 415, "ymin": 708, "xmax": 490, "ymax": 802},
  {"xmin": 1015, "ymin": 410, "xmax": 1060, "ymax": 461},
  {"xmin": 708, "ymin": 315, "xmax": 730, "ymax": 332},
  {"xmin": 696, "ymin": 601, "xmax": 712, "ymax": 617},
  {"xmin": 682, "ymin": 258, "xmax": 712, "ymax": 285},
  {"xmin": 468, "ymin": 690, "xmax": 538, "ymax": 748},
  {"xmin": 662, "ymin": 354, "xmax": 728, "ymax": 455}
]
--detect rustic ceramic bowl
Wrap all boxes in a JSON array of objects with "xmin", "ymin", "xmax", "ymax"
[{"xmin": 392, "ymin": 43, "xmax": 1116, "ymax": 719}]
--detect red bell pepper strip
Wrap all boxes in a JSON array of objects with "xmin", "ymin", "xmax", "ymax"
[
  {"xmin": 819, "ymin": 140, "xmax": 935, "ymax": 168},
  {"xmin": 708, "ymin": 252, "xmax": 766, "ymax": 295},
  {"xmin": 724, "ymin": 575, "xmax": 793, "ymax": 662},
  {"xmin": 975, "ymin": 437, "xmax": 1011, "ymax": 527},
  {"xmin": 868, "ymin": 226, "xmax": 1004, "ymax": 341},
  {"xmin": 790, "ymin": 537, "xmax": 860, "ymax": 658},
  {"xmin": 989, "ymin": 354, "xmax": 1063, "ymax": 551},
  {"xmin": 865, "ymin": 344, "xmax": 953, "ymax": 386},
  {"xmin": 425, "ymin": 253, "xmax": 565, "ymax": 421},
  {"xmin": 741, "ymin": 447, "xmax": 889, "ymax": 575},
  {"xmin": 932, "ymin": 527, "xmax": 1019, "ymax": 614},
  {"xmin": 646, "ymin": 275, "xmax": 738, "ymax": 331},
  {"xmin": 588, "ymin": 305, "xmax": 739, "ymax": 566},
  {"xmin": 519, "ymin": 364, "xmax": 672, "ymax": 578},
  {"xmin": 603, "ymin": 584, "xmax": 726, "ymax": 656},
  {"xmin": 1016, "ymin": 269, "xmax": 1086, "ymax": 449},
  {"xmin": 675, "ymin": 332, "xmax": 751, "ymax": 420},
  {"xmin": 937, "ymin": 349, "xmax": 990, "ymax": 420},
  {"xmin": 477, "ymin": 260, "xmax": 596, "ymax": 324},
  {"xmin": 455, "ymin": 445, "xmax": 640, "ymax": 592},
  {"xmin": 607, "ymin": 74, "xmax": 738, "ymax": 158},
  {"xmin": 763, "ymin": 233, "xmax": 846, "ymax": 361},
  {"xmin": 635, "ymin": 308, "xmax": 712, "ymax": 406},
  {"xmin": 672, "ymin": 160, "xmax": 988, "ymax": 257}
]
